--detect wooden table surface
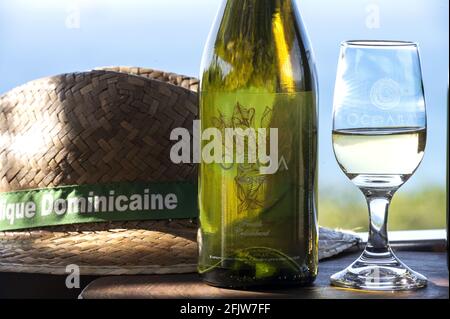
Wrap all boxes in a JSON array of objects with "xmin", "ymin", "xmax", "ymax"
[{"xmin": 79, "ymin": 251, "xmax": 449, "ymax": 299}]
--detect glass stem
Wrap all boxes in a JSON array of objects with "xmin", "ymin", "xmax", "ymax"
[{"xmin": 364, "ymin": 191, "xmax": 394, "ymax": 254}]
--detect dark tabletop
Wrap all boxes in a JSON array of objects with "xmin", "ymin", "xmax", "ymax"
[
  {"xmin": 79, "ymin": 251, "xmax": 449, "ymax": 299},
  {"xmin": 0, "ymin": 272, "xmax": 100, "ymax": 299}
]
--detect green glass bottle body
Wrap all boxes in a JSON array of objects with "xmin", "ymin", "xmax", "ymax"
[{"xmin": 198, "ymin": 0, "xmax": 318, "ymax": 288}]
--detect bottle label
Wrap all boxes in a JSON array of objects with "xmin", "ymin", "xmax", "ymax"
[{"xmin": 199, "ymin": 91, "xmax": 317, "ymax": 271}]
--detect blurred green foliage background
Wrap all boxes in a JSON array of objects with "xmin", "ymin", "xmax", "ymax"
[{"xmin": 319, "ymin": 186, "xmax": 446, "ymax": 231}]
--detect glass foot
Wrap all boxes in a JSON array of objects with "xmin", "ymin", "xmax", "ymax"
[{"xmin": 330, "ymin": 248, "xmax": 427, "ymax": 291}]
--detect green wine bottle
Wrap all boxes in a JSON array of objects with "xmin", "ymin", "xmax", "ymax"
[{"xmin": 198, "ymin": 0, "xmax": 318, "ymax": 288}]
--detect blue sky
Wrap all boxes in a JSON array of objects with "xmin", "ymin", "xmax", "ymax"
[{"xmin": 1, "ymin": 0, "xmax": 448, "ymax": 195}]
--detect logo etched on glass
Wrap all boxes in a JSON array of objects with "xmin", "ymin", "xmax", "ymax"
[{"xmin": 370, "ymin": 78, "xmax": 402, "ymax": 110}]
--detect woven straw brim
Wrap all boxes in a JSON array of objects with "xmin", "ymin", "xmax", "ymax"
[
  {"xmin": 0, "ymin": 223, "xmax": 361, "ymax": 275},
  {"xmin": 0, "ymin": 220, "xmax": 198, "ymax": 275}
]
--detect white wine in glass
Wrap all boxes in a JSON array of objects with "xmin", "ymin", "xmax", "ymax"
[
  {"xmin": 333, "ymin": 127, "xmax": 426, "ymax": 188},
  {"xmin": 330, "ymin": 41, "xmax": 428, "ymax": 291}
]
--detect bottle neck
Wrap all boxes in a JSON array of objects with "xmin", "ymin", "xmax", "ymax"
[
  {"xmin": 223, "ymin": 0, "xmax": 296, "ymax": 12},
  {"xmin": 202, "ymin": 0, "xmax": 306, "ymax": 93},
  {"xmin": 224, "ymin": 0, "xmax": 296, "ymax": 5}
]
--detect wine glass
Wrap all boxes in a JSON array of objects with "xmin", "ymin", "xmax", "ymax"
[{"xmin": 330, "ymin": 41, "xmax": 428, "ymax": 291}]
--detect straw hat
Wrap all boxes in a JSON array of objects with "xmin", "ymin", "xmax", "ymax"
[{"xmin": 0, "ymin": 67, "xmax": 200, "ymax": 275}]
